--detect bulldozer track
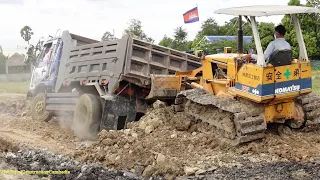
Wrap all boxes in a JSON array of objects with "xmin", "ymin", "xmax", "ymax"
[
  {"xmin": 174, "ymin": 88, "xmax": 267, "ymax": 145},
  {"xmin": 297, "ymin": 92, "xmax": 320, "ymax": 128}
]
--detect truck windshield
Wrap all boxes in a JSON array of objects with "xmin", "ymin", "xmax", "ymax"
[{"xmin": 37, "ymin": 43, "xmax": 52, "ymax": 67}]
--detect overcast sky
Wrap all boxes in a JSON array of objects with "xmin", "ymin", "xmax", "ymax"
[{"xmin": 0, "ymin": 0, "xmax": 307, "ymax": 55}]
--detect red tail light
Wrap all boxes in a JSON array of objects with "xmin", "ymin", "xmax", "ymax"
[{"xmin": 63, "ymin": 81, "xmax": 70, "ymax": 86}]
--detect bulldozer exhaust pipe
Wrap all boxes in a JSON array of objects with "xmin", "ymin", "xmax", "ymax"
[{"xmin": 238, "ymin": 15, "xmax": 243, "ymax": 54}]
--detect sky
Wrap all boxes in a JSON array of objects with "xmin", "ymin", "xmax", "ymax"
[{"xmin": 0, "ymin": 0, "xmax": 307, "ymax": 55}]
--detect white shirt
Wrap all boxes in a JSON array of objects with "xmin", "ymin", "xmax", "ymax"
[{"xmin": 252, "ymin": 38, "xmax": 291, "ymax": 61}]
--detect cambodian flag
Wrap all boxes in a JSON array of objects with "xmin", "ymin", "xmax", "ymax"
[{"xmin": 183, "ymin": 7, "xmax": 199, "ymax": 24}]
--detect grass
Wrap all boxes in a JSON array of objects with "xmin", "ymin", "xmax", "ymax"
[
  {"xmin": 312, "ymin": 81, "xmax": 320, "ymax": 94},
  {"xmin": 312, "ymin": 69, "xmax": 320, "ymax": 76},
  {"xmin": 312, "ymin": 75, "xmax": 320, "ymax": 94},
  {"xmin": 0, "ymin": 81, "xmax": 30, "ymax": 94}
]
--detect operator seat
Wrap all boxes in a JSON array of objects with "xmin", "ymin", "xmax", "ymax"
[{"xmin": 267, "ymin": 49, "xmax": 292, "ymax": 67}]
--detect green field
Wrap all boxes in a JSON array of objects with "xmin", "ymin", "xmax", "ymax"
[
  {"xmin": 0, "ymin": 81, "xmax": 30, "ymax": 94},
  {"xmin": 312, "ymin": 77, "xmax": 320, "ymax": 94}
]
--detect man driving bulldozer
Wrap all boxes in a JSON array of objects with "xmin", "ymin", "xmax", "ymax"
[{"xmin": 245, "ymin": 25, "xmax": 291, "ymax": 63}]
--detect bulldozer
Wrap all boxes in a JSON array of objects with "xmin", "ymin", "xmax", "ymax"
[{"xmin": 148, "ymin": 5, "xmax": 320, "ymax": 145}]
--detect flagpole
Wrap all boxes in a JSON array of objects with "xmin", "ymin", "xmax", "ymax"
[
  {"xmin": 196, "ymin": 3, "xmax": 200, "ymax": 28},
  {"xmin": 195, "ymin": 3, "xmax": 202, "ymax": 50},
  {"xmin": 183, "ymin": 4, "xmax": 201, "ymax": 50}
]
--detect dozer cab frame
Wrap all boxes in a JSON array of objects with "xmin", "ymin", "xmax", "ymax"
[{"xmin": 148, "ymin": 5, "xmax": 320, "ymax": 145}]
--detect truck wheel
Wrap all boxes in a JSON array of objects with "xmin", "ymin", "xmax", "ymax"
[
  {"xmin": 31, "ymin": 93, "xmax": 53, "ymax": 122},
  {"xmin": 72, "ymin": 93, "xmax": 102, "ymax": 140}
]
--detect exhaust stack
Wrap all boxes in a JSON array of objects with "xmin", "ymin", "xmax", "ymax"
[{"xmin": 238, "ymin": 15, "xmax": 243, "ymax": 54}]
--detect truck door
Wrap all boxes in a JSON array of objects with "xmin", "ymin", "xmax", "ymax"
[{"xmin": 29, "ymin": 40, "xmax": 58, "ymax": 90}]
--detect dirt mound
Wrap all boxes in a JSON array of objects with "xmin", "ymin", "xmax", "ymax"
[
  {"xmin": 73, "ymin": 105, "xmax": 224, "ymax": 177},
  {"xmin": 2, "ymin": 95, "xmax": 320, "ymax": 178},
  {"xmin": 73, "ymin": 101, "xmax": 320, "ymax": 177},
  {"xmin": 0, "ymin": 96, "xmax": 28, "ymax": 116},
  {"xmin": 235, "ymin": 129, "xmax": 320, "ymax": 162}
]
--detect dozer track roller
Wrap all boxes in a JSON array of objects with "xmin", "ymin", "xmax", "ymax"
[
  {"xmin": 297, "ymin": 93, "xmax": 320, "ymax": 127},
  {"xmin": 174, "ymin": 88, "xmax": 267, "ymax": 145}
]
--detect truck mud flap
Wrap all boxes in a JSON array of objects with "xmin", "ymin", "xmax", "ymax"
[
  {"xmin": 146, "ymin": 74, "xmax": 182, "ymax": 99},
  {"xmin": 100, "ymin": 96, "xmax": 136, "ymax": 130},
  {"xmin": 45, "ymin": 92, "xmax": 79, "ymax": 111}
]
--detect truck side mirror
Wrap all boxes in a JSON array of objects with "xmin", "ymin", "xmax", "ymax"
[{"xmin": 194, "ymin": 50, "xmax": 204, "ymax": 58}]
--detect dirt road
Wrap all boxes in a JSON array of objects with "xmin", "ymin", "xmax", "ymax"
[{"xmin": 1, "ymin": 93, "xmax": 320, "ymax": 179}]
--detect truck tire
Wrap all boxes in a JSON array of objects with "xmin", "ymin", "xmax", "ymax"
[
  {"xmin": 31, "ymin": 93, "xmax": 53, "ymax": 122},
  {"xmin": 72, "ymin": 93, "xmax": 102, "ymax": 140}
]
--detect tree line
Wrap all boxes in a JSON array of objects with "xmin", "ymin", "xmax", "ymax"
[
  {"xmin": 157, "ymin": 0, "xmax": 320, "ymax": 59},
  {"xmin": 109, "ymin": 0, "xmax": 320, "ymax": 59},
  {"xmin": 1, "ymin": 0, "xmax": 319, "ymax": 66}
]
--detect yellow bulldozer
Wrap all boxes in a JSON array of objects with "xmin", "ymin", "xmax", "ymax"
[{"xmin": 148, "ymin": 5, "xmax": 320, "ymax": 145}]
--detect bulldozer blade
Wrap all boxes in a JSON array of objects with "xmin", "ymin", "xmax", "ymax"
[{"xmin": 146, "ymin": 74, "xmax": 182, "ymax": 99}]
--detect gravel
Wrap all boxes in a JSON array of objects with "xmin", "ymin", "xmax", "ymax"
[
  {"xmin": 4, "ymin": 149, "xmax": 320, "ymax": 180},
  {"xmin": 5, "ymin": 149, "xmax": 145, "ymax": 180}
]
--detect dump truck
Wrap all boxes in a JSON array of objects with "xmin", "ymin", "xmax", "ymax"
[
  {"xmin": 27, "ymin": 32, "xmax": 201, "ymax": 139},
  {"xmin": 148, "ymin": 5, "xmax": 320, "ymax": 145}
]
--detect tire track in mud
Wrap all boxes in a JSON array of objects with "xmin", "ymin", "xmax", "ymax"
[{"xmin": 0, "ymin": 128, "xmax": 76, "ymax": 156}]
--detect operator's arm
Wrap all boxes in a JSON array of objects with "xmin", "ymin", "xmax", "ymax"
[
  {"xmin": 250, "ymin": 41, "xmax": 274, "ymax": 61},
  {"xmin": 263, "ymin": 41, "xmax": 274, "ymax": 61}
]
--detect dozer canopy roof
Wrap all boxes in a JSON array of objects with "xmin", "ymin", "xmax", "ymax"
[{"xmin": 214, "ymin": 5, "xmax": 320, "ymax": 17}]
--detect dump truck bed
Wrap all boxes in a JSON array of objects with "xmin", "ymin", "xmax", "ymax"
[{"xmin": 57, "ymin": 31, "xmax": 201, "ymax": 94}]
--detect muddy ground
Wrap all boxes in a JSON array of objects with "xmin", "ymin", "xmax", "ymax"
[{"xmin": 1, "ymin": 93, "xmax": 320, "ymax": 179}]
